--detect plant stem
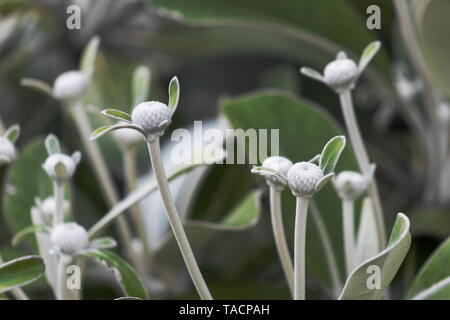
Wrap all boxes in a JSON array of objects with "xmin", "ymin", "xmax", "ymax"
[
  {"xmin": 56, "ymin": 255, "xmax": 71, "ymax": 300},
  {"xmin": 294, "ymin": 196, "xmax": 309, "ymax": 300},
  {"xmin": 0, "ymin": 254, "xmax": 29, "ymax": 300},
  {"xmin": 342, "ymin": 199, "xmax": 355, "ymax": 276},
  {"xmin": 147, "ymin": 138, "xmax": 212, "ymax": 300},
  {"xmin": 269, "ymin": 186, "xmax": 294, "ymax": 296},
  {"xmin": 53, "ymin": 181, "xmax": 64, "ymax": 226},
  {"xmin": 68, "ymin": 103, "xmax": 138, "ymax": 265},
  {"xmin": 339, "ymin": 90, "xmax": 386, "ymax": 247}
]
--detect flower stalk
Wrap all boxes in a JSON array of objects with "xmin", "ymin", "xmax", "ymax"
[
  {"xmin": 294, "ymin": 196, "xmax": 309, "ymax": 300},
  {"xmin": 342, "ymin": 199, "xmax": 354, "ymax": 276}
]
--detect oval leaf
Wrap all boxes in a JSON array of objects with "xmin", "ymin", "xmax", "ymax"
[
  {"xmin": 45, "ymin": 134, "xmax": 60, "ymax": 155},
  {"xmin": 339, "ymin": 213, "xmax": 411, "ymax": 300},
  {"xmin": 81, "ymin": 249, "xmax": 148, "ymax": 300},
  {"xmin": 319, "ymin": 135, "xmax": 346, "ymax": 175},
  {"xmin": 132, "ymin": 66, "xmax": 151, "ymax": 106},
  {"xmin": 80, "ymin": 36, "xmax": 100, "ymax": 73},
  {"xmin": 5, "ymin": 124, "xmax": 20, "ymax": 143},
  {"xmin": 90, "ymin": 237, "xmax": 117, "ymax": 250},
  {"xmin": 0, "ymin": 255, "xmax": 45, "ymax": 294},
  {"xmin": 101, "ymin": 109, "xmax": 132, "ymax": 123},
  {"xmin": 168, "ymin": 76, "xmax": 180, "ymax": 114},
  {"xmin": 358, "ymin": 41, "xmax": 381, "ymax": 72}
]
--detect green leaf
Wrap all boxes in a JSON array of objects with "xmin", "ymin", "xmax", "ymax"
[
  {"xmin": 300, "ymin": 67, "xmax": 325, "ymax": 83},
  {"xmin": 12, "ymin": 225, "xmax": 49, "ymax": 247},
  {"xmin": 339, "ymin": 213, "xmax": 411, "ymax": 300},
  {"xmin": 45, "ymin": 134, "xmax": 60, "ymax": 155},
  {"xmin": 251, "ymin": 166, "xmax": 287, "ymax": 185},
  {"xmin": 354, "ymin": 198, "xmax": 381, "ymax": 266},
  {"xmin": 90, "ymin": 126, "xmax": 114, "ymax": 140},
  {"xmin": 222, "ymin": 90, "xmax": 358, "ymax": 290},
  {"xmin": 90, "ymin": 237, "xmax": 117, "ymax": 250},
  {"xmin": 0, "ymin": 255, "xmax": 45, "ymax": 294},
  {"xmin": 319, "ymin": 135, "xmax": 346, "ymax": 175},
  {"xmin": 5, "ymin": 124, "xmax": 20, "ymax": 143},
  {"xmin": 186, "ymin": 190, "xmax": 261, "ymax": 230},
  {"xmin": 168, "ymin": 76, "xmax": 180, "ymax": 114},
  {"xmin": 80, "ymin": 36, "xmax": 100, "ymax": 73},
  {"xmin": 80, "ymin": 250, "xmax": 148, "ymax": 300},
  {"xmin": 406, "ymin": 237, "xmax": 450, "ymax": 300},
  {"xmin": 20, "ymin": 78, "xmax": 53, "ymax": 97},
  {"xmin": 132, "ymin": 66, "xmax": 151, "ymax": 107},
  {"xmin": 101, "ymin": 109, "xmax": 132, "ymax": 123},
  {"xmin": 314, "ymin": 172, "xmax": 334, "ymax": 192},
  {"xmin": 358, "ymin": 41, "xmax": 381, "ymax": 72}
]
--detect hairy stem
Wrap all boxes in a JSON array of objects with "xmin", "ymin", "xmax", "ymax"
[
  {"xmin": 147, "ymin": 138, "xmax": 212, "ymax": 300},
  {"xmin": 53, "ymin": 181, "xmax": 64, "ymax": 226},
  {"xmin": 294, "ymin": 197, "xmax": 309, "ymax": 300},
  {"xmin": 342, "ymin": 199, "xmax": 355, "ymax": 276},
  {"xmin": 339, "ymin": 90, "xmax": 386, "ymax": 247},
  {"xmin": 269, "ymin": 186, "xmax": 294, "ymax": 296}
]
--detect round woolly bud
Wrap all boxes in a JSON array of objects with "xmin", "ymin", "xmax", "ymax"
[
  {"xmin": 0, "ymin": 137, "xmax": 16, "ymax": 164},
  {"xmin": 51, "ymin": 222, "xmax": 89, "ymax": 255},
  {"xmin": 40, "ymin": 197, "xmax": 70, "ymax": 224},
  {"xmin": 112, "ymin": 121, "xmax": 143, "ymax": 145},
  {"xmin": 53, "ymin": 71, "xmax": 88, "ymax": 101},
  {"xmin": 333, "ymin": 171, "xmax": 367, "ymax": 200},
  {"xmin": 43, "ymin": 153, "xmax": 77, "ymax": 182},
  {"xmin": 324, "ymin": 59, "xmax": 359, "ymax": 92},
  {"xmin": 287, "ymin": 162, "xmax": 324, "ymax": 198},
  {"xmin": 131, "ymin": 101, "xmax": 172, "ymax": 137},
  {"xmin": 262, "ymin": 156, "xmax": 292, "ymax": 187}
]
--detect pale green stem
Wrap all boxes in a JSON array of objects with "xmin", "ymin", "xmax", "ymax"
[
  {"xmin": 147, "ymin": 138, "xmax": 212, "ymax": 300},
  {"xmin": 339, "ymin": 90, "xmax": 386, "ymax": 247},
  {"xmin": 53, "ymin": 181, "xmax": 64, "ymax": 226},
  {"xmin": 294, "ymin": 197, "xmax": 309, "ymax": 300},
  {"xmin": 56, "ymin": 255, "xmax": 71, "ymax": 300},
  {"xmin": 342, "ymin": 199, "xmax": 355, "ymax": 276},
  {"xmin": 0, "ymin": 254, "xmax": 29, "ymax": 300},
  {"xmin": 68, "ymin": 103, "xmax": 139, "ymax": 266},
  {"xmin": 269, "ymin": 186, "xmax": 294, "ymax": 296}
]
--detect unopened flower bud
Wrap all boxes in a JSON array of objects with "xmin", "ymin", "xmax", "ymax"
[
  {"xmin": 131, "ymin": 101, "xmax": 172, "ymax": 138},
  {"xmin": 0, "ymin": 137, "xmax": 16, "ymax": 164},
  {"xmin": 112, "ymin": 121, "xmax": 143, "ymax": 146},
  {"xmin": 324, "ymin": 58, "xmax": 359, "ymax": 92},
  {"xmin": 39, "ymin": 197, "xmax": 70, "ymax": 224},
  {"xmin": 53, "ymin": 71, "xmax": 88, "ymax": 101},
  {"xmin": 262, "ymin": 156, "xmax": 292, "ymax": 188},
  {"xmin": 51, "ymin": 222, "xmax": 89, "ymax": 255},
  {"xmin": 333, "ymin": 171, "xmax": 369, "ymax": 200},
  {"xmin": 43, "ymin": 153, "xmax": 80, "ymax": 182},
  {"xmin": 287, "ymin": 162, "xmax": 324, "ymax": 198}
]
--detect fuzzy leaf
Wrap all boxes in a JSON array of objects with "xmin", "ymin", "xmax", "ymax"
[
  {"xmin": 45, "ymin": 134, "xmax": 60, "ymax": 155},
  {"xmin": 0, "ymin": 256, "xmax": 45, "ymax": 294},
  {"xmin": 300, "ymin": 67, "xmax": 325, "ymax": 83},
  {"xmin": 359, "ymin": 41, "xmax": 381, "ymax": 72},
  {"xmin": 90, "ymin": 237, "xmax": 117, "ymax": 250},
  {"xmin": 20, "ymin": 78, "xmax": 53, "ymax": 97},
  {"xmin": 132, "ymin": 66, "xmax": 151, "ymax": 106},
  {"xmin": 81, "ymin": 250, "xmax": 148, "ymax": 300},
  {"xmin": 101, "ymin": 109, "xmax": 132, "ymax": 123},
  {"xmin": 251, "ymin": 166, "xmax": 287, "ymax": 185},
  {"xmin": 314, "ymin": 172, "xmax": 334, "ymax": 192},
  {"xmin": 168, "ymin": 76, "xmax": 180, "ymax": 114},
  {"xmin": 319, "ymin": 136, "xmax": 346, "ymax": 175},
  {"xmin": 80, "ymin": 36, "xmax": 100, "ymax": 73}
]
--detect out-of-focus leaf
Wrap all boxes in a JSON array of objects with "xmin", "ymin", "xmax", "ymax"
[
  {"xmin": 5, "ymin": 124, "xmax": 20, "ymax": 143},
  {"xmin": 358, "ymin": 41, "xmax": 381, "ymax": 72},
  {"xmin": 339, "ymin": 213, "xmax": 411, "ymax": 300},
  {"xmin": 406, "ymin": 237, "xmax": 450, "ymax": 300},
  {"xmin": 20, "ymin": 78, "xmax": 53, "ymax": 97},
  {"xmin": 12, "ymin": 225, "xmax": 49, "ymax": 247},
  {"xmin": 222, "ymin": 90, "xmax": 358, "ymax": 289},
  {"xmin": 132, "ymin": 66, "xmax": 151, "ymax": 107},
  {"xmin": 354, "ymin": 198, "xmax": 380, "ymax": 266},
  {"xmin": 168, "ymin": 76, "xmax": 180, "ymax": 114},
  {"xmin": 80, "ymin": 36, "xmax": 100, "ymax": 74},
  {"xmin": 0, "ymin": 255, "xmax": 45, "ymax": 294},
  {"xmin": 90, "ymin": 237, "xmax": 117, "ymax": 250},
  {"xmin": 80, "ymin": 249, "xmax": 148, "ymax": 300},
  {"xmin": 45, "ymin": 134, "xmax": 60, "ymax": 155},
  {"xmin": 101, "ymin": 109, "xmax": 132, "ymax": 123},
  {"xmin": 319, "ymin": 136, "xmax": 346, "ymax": 175}
]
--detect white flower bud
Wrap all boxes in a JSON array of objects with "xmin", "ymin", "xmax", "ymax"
[
  {"xmin": 43, "ymin": 153, "xmax": 79, "ymax": 182},
  {"xmin": 131, "ymin": 101, "xmax": 172, "ymax": 138},
  {"xmin": 0, "ymin": 137, "xmax": 16, "ymax": 164},
  {"xmin": 51, "ymin": 222, "xmax": 89, "ymax": 255},
  {"xmin": 262, "ymin": 156, "xmax": 292, "ymax": 188},
  {"xmin": 287, "ymin": 162, "xmax": 324, "ymax": 198},
  {"xmin": 39, "ymin": 197, "xmax": 70, "ymax": 224},
  {"xmin": 53, "ymin": 71, "xmax": 88, "ymax": 101},
  {"xmin": 333, "ymin": 171, "xmax": 368, "ymax": 200},
  {"xmin": 112, "ymin": 121, "xmax": 143, "ymax": 146},
  {"xmin": 324, "ymin": 58, "xmax": 359, "ymax": 92}
]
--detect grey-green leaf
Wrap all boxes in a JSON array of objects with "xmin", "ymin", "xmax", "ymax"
[
  {"xmin": 319, "ymin": 136, "xmax": 346, "ymax": 175},
  {"xmin": 354, "ymin": 198, "xmax": 380, "ymax": 266},
  {"xmin": 406, "ymin": 237, "xmax": 450, "ymax": 300},
  {"xmin": 80, "ymin": 250, "xmax": 148, "ymax": 300},
  {"xmin": 0, "ymin": 255, "xmax": 45, "ymax": 294},
  {"xmin": 132, "ymin": 66, "xmax": 151, "ymax": 106},
  {"xmin": 358, "ymin": 41, "xmax": 381, "ymax": 72},
  {"xmin": 5, "ymin": 124, "xmax": 20, "ymax": 143},
  {"xmin": 300, "ymin": 67, "xmax": 325, "ymax": 83},
  {"xmin": 45, "ymin": 134, "xmax": 60, "ymax": 155},
  {"xmin": 101, "ymin": 109, "xmax": 132, "ymax": 123},
  {"xmin": 20, "ymin": 78, "xmax": 53, "ymax": 97},
  {"xmin": 168, "ymin": 76, "xmax": 180, "ymax": 114},
  {"xmin": 80, "ymin": 36, "xmax": 100, "ymax": 74},
  {"xmin": 90, "ymin": 237, "xmax": 117, "ymax": 250},
  {"xmin": 339, "ymin": 213, "xmax": 411, "ymax": 300}
]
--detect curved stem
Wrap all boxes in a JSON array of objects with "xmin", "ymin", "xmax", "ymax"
[
  {"xmin": 147, "ymin": 138, "xmax": 212, "ymax": 300},
  {"xmin": 269, "ymin": 187, "xmax": 294, "ymax": 296},
  {"xmin": 294, "ymin": 197, "xmax": 309, "ymax": 300},
  {"xmin": 339, "ymin": 90, "xmax": 386, "ymax": 247},
  {"xmin": 342, "ymin": 199, "xmax": 355, "ymax": 276}
]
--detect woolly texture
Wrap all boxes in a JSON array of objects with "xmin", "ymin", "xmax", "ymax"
[
  {"xmin": 333, "ymin": 171, "xmax": 367, "ymax": 200},
  {"xmin": 131, "ymin": 101, "xmax": 172, "ymax": 136},
  {"xmin": 51, "ymin": 222, "xmax": 89, "ymax": 255},
  {"xmin": 43, "ymin": 153, "xmax": 77, "ymax": 182},
  {"xmin": 112, "ymin": 121, "xmax": 143, "ymax": 145},
  {"xmin": 40, "ymin": 197, "xmax": 69, "ymax": 223},
  {"xmin": 53, "ymin": 71, "xmax": 88, "ymax": 101},
  {"xmin": 287, "ymin": 162, "xmax": 324, "ymax": 198},
  {"xmin": 0, "ymin": 137, "xmax": 16, "ymax": 163},
  {"xmin": 262, "ymin": 156, "xmax": 292, "ymax": 187},
  {"xmin": 324, "ymin": 59, "xmax": 359, "ymax": 92}
]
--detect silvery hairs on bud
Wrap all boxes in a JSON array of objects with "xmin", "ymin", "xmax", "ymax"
[
  {"xmin": 131, "ymin": 101, "xmax": 172, "ymax": 140},
  {"xmin": 262, "ymin": 156, "xmax": 293, "ymax": 189},
  {"xmin": 43, "ymin": 152, "xmax": 81, "ymax": 182},
  {"xmin": 51, "ymin": 222, "xmax": 89, "ymax": 255},
  {"xmin": 287, "ymin": 162, "xmax": 324, "ymax": 198},
  {"xmin": 53, "ymin": 71, "xmax": 89, "ymax": 102}
]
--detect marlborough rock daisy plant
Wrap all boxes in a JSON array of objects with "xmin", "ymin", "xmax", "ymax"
[{"xmin": 252, "ymin": 136, "xmax": 346, "ymax": 300}]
